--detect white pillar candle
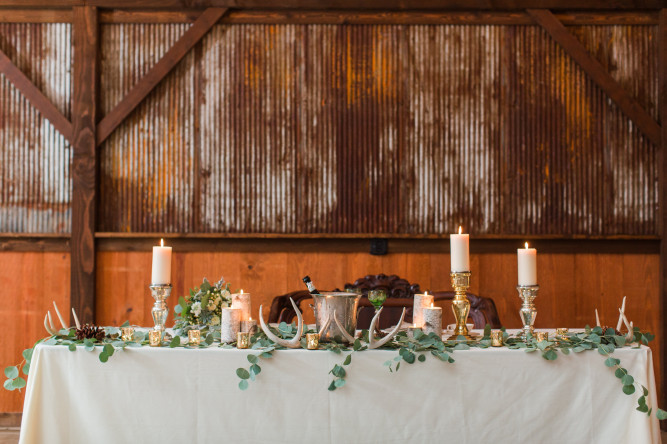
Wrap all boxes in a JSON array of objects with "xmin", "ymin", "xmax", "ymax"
[
  {"xmin": 151, "ymin": 239, "xmax": 172, "ymax": 284},
  {"xmin": 220, "ymin": 308, "xmax": 241, "ymax": 343},
  {"xmin": 231, "ymin": 291, "xmax": 252, "ymax": 322},
  {"xmin": 413, "ymin": 292, "xmax": 434, "ymax": 328},
  {"xmin": 517, "ymin": 242, "xmax": 537, "ymax": 286},
  {"xmin": 450, "ymin": 226, "xmax": 470, "ymax": 272},
  {"xmin": 422, "ymin": 305, "xmax": 442, "ymax": 337}
]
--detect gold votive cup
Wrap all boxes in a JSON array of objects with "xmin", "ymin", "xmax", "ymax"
[
  {"xmin": 121, "ymin": 327, "xmax": 135, "ymax": 341},
  {"xmin": 306, "ymin": 333, "xmax": 320, "ymax": 350},
  {"xmin": 536, "ymin": 331, "xmax": 549, "ymax": 342},
  {"xmin": 237, "ymin": 332, "xmax": 250, "ymax": 349},
  {"xmin": 148, "ymin": 329, "xmax": 161, "ymax": 347},
  {"xmin": 188, "ymin": 329, "xmax": 201, "ymax": 346},
  {"xmin": 556, "ymin": 328, "xmax": 569, "ymax": 337},
  {"xmin": 490, "ymin": 330, "xmax": 504, "ymax": 347}
]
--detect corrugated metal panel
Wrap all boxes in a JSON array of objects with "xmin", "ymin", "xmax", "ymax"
[
  {"xmin": 99, "ymin": 24, "xmax": 196, "ymax": 232},
  {"xmin": 98, "ymin": 23, "xmax": 658, "ymax": 236},
  {"xmin": 0, "ymin": 23, "xmax": 71, "ymax": 233}
]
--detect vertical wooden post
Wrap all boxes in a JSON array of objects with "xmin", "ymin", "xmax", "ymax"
[
  {"xmin": 71, "ymin": 6, "xmax": 98, "ymax": 324},
  {"xmin": 660, "ymin": 8, "xmax": 667, "ymax": 421}
]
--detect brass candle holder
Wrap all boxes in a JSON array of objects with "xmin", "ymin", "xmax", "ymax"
[
  {"xmin": 121, "ymin": 327, "xmax": 135, "ymax": 341},
  {"xmin": 517, "ymin": 285, "xmax": 539, "ymax": 339},
  {"xmin": 490, "ymin": 330, "xmax": 504, "ymax": 347},
  {"xmin": 306, "ymin": 333, "xmax": 320, "ymax": 350},
  {"xmin": 448, "ymin": 271, "xmax": 473, "ymax": 340},
  {"xmin": 188, "ymin": 329, "xmax": 201, "ymax": 346},
  {"xmin": 535, "ymin": 331, "xmax": 549, "ymax": 342},
  {"xmin": 149, "ymin": 284, "xmax": 172, "ymax": 333}
]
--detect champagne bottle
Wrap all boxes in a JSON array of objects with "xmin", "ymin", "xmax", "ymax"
[{"xmin": 302, "ymin": 276, "xmax": 320, "ymax": 295}]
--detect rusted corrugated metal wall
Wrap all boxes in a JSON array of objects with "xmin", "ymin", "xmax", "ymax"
[
  {"xmin": 0, "ymin": 22, "xmax": 657, "ymax": 236},
  {"xmin": 0, "ymin": 24, "xmax": 72, "ymax": 233}
]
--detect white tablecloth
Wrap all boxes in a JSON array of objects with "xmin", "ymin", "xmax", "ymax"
[{"xmin": 19, "ymin": 332, "xmax": 660, "ymax": 444}]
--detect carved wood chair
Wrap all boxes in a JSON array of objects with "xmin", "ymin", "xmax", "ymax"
[{"xmin": 267, "ymin": 274, "xmax": 502, "ymax": 329}]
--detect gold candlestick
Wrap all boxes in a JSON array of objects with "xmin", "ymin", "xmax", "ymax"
[{"xmin": 447, "ymin": 271, "xmax": 473, "ymax": 340}]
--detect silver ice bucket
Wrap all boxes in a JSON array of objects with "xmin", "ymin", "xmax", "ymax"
[{"xmin": 312, "ymin": 292, "xmax": 361, "ymax": 343}]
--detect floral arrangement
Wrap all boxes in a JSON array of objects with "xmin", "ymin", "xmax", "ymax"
[{"xmin": 174, "ymin": 277, "xmax": 232, "ymax": 332}]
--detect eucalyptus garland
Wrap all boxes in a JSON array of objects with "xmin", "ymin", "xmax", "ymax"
[{"xmin": 5, "ymin": 319, "xmax": 666, "ymax": 421}]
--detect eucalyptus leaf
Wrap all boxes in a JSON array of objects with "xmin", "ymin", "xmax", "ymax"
[
  {"xmin": 68, "ymin": 344, "xmax": 77, "ymax": 352},
  {"xmin": 22, "ymin": 363, "xmax": 30, "ymax": 376},
  {"xmin": 239, "ymin": 380, "xmax": 249, "ymax": 391},
  {"xmin": 169, "ymin": 336, "xmax": 181, "ymax": 348},
  {"xmin": 250, "ymin": 364, "xmax": 261, "ymax": 375},
  {"xmin": 542, "ymin": 349, "xmax": 558, "ymax": 361},
  {"xmin": 328, "ymin": 381, "xmax": 337, "ymax": 391},
  {"xmin": 4, "ymin": 366, "xmax": 18, "ymax": 379},
  {"xmin": 353, "ymin": 339, "xmax": 362, "ymax": 351},
  {"xmin": 656, "ymin": 409, "xmax": 667, "ymax": 420},
  {"xmin": 205, "ymin": 334, "xmax": 214, "ymax": 346},
  {"xmin": 622, "ymin": 375, "xmax": 634, "ymax": 386},
  {"xmin": 3, "ymin": 379, "xmax": 14, "ymax": 391},
  {"xmin": 247, "ymin": 354, "xmax": 258, "ymax": 364},
  {"xmin": 615, "ymin": 368, "xmax": 627, "ymax": 378},
  {"xmin": 418, "ymin": 354, "xmax": 426, "ymax": 362},
  {"xmin": 12, "ymin": 377, "xmax": 26, "ymax": 389},
  {"xmin": 103, "ymin": 344, "xmax": 115, "ymax": 356},
  {"xmin": 453, "ymin": 343, "xmax": 470, "ymax": 351},
  {"xmin": 334, "ymin": 378, "xmax": 346, "ymax": 388},
  {"xmin": 343, "ymin": 355, "xmax": 352, "ymax": 366},
  {"xmin": 22, "ymin": 348, "xmax": 33, "ymax": 362},
  {"xmin": 120, "ymin": 320, "xmax": 130, "ymax": 328},
  {"xmin": 99, "ymin": 352, "xmax": 109, "ymax": 363},
  {"xmin": 236, "ymin": 368, "xmax": 250, "ymax": 380},
  {"xmin": 622, "ymin": 384, "xmax": 636, "ymax": 395}
]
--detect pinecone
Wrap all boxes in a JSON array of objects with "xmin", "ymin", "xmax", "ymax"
[{"xmin": 76, "ymin": 324, "xmax": 105, "ymax": 342}]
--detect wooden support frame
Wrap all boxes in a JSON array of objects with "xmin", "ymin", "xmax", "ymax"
[
  {"xmin": 0, "ymin": 49, "xmax": 73, "ymax": 142},
  {"xmin": 96, "ymin": 7, "xmax": 227, "ymax": 145},
  {"xmin": 528, "ymin": 9, "xmax": 662, "ymax": 147},
  {"xmin": 659, "ymin": 7, "xmax": 667, "ymax": 423},
  {"xmin": 71, "ymin": 5, "xmax": 98, "ymax": 324}
]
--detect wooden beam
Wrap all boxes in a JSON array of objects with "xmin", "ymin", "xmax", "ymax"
[
  {"xmin": 0, "ymin": 236, "xmax": 70, "ymax": 252},
  {"xmin": 0, "ymin": 49, "xmax": 73, "ymax": 143},
  {"xmin": 55, "ymin": 0, "xmax": 667, "ymax": 10},
  {"xmin": 659, "ymin": 6, "xmax": 667, "ymax": 427},
  {"xmin": 96, "ymin": 7, "xmax": 227, "ymax": 145},
  {"xmin": 0, "ymin": 9, "xmax": 73, "ymax": 22},
  {"xmin": 71, "ymin": 5, "xmax": 98, "ymax": 324},
  {"xmin": 528, "ymin": 9, "xmax": 662, "ymax": 147},
  {"xmin": 98, "ymin": 10, "xmax": 660, "ymax": 25}
]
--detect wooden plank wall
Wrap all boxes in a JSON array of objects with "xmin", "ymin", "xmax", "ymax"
[{"xmin": 0, "ymin": 249, "xmax": 658, "ymax": 413}]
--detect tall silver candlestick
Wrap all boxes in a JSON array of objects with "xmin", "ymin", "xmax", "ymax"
[
  {"xmin": 516, "ymin": 285, "xmax": 539, "ymax": 338},
  {"xmin": 150, "ymin": 284, "xmax": 172, "ymax": 332}
]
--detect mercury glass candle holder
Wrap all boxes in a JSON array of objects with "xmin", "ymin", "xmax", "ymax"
[
  {"xmin": 535, "ymin": 331, "xmax": 549, "ymax": 342},
  {"xmin": 188, "ymin": 329, "xmax": 201, "ymax": 346},
  {"xmin": 149, "ymin": 284, "xmax": 172, "ymax": 332},
  {"xmin": 148, "ymin": 330, "xmax": 161, "ymax": 347},
  {"xmin": 491, "ymin": 330, "xmax": 504, "ymax": 347},
  {"xmin": 237, "ymin": 332, "xmax": 250, "ymax": 349},
  {"xmin": 448, "ymin": 272, "xmax": 473, "ymax": 340},
  {"xmin": 306, "ymin": 333, "xmax": 320, "ymax": 350},
  {"xmin": 516, "ymin": 285, "xmax": 539, "ymax": 339},
  {"xmin": 121, "ymin": 327, "xmax": 135, "ymax": 342}
]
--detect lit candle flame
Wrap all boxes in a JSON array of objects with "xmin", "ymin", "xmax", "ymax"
[
  {"xmin": 525, "ymin": 242, "xmax": 529, "ymax": 249},
  {"xmin": 431, "ymin": 302, "xmax": 434, "ymax": 308},
  {"xmin": 424, "ymin": 291, "xmax": 428, "ymax": 296},
  {"xmin": 160, "ymin": 238, "xmax": 164, "ymax": 247},
  {"xmin": 412, "ymin": 323, "xmax": 416, "ymax": 328},
  {"xmin": 240, "ymin": 289, "xmax": 244, "ymax": 294},
  {"xmin": 458, "ymin": 226, "xmax": 463, "ymax": 235}
]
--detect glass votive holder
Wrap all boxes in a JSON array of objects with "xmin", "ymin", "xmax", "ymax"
[
  {"xmin": 536, "ymin": 331, "xmax": 549, "ymax": 342},
  {"xmin": 491, "ymin": 330, "xmax": 504, "ymax": 347},
  {"xmin": 240, "ymin": 319, "xmax": 258, "ymax": 335},
  {"xmin": 306, "ymin": 333, "xmax": 320, "ymax": 350},
  {"xmin": 237, "ymin": 332, "xmax": 250, "ymax": 349},
  {"xmin": 188, "ymin": 329, "xmax": 201, "ymax": 346},
  {"xmin": 149, "ymin": 330, "xmax": 161, "ymax": 347},
  {"xmin": 121, "ymin": 327, "xmax": 135, "ymax": 341},
  {"xmin": 556, "ymin": 328, "xmax": 569, "ymax": 337},
  {"xmin": 407, "ymin": 325, "xmax": 421, "ymax": 339}
]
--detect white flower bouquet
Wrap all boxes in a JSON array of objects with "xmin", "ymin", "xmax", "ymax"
[{"xmin": 174, "ymin": 277, "xmax": 232, "ymax": 332}]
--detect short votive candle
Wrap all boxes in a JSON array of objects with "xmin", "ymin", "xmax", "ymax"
[
  {"xmin": 148, "ymin": 330, "xmax": 161, "ymax": 347},
  {"xmin": 491, "ymin": 330, "xmax": 504, "ymax": 347},
  {"xmin": 121, "ymin": 327, "xmax": 135, "ymax": 342},
  {"xmin": 556, "ymin": 328, "xmax": 569, "ymax": 337},
  {"xmin": 188, "ymin": 329, "xmax": 201, "ymax": 346},
  {"xmin": 237, "ymin": 332, "xmax": 250, "ymax": 349},
  {"xmin": 536, "ymin": 331, "xmax": 549, "ymax": 342},
  {"xmin": 306, "ymin": 333, "xmax": 320, "ymax": 350}
]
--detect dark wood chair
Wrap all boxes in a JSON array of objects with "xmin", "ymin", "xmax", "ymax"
[{"xmin": 267, "ymin": 274, "xmax": 502, "ymax": 329}]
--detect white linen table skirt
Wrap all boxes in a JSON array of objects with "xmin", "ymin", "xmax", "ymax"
[{"xmin": 19, "ymin": 341, "xmax": 660, "ymax": 444}]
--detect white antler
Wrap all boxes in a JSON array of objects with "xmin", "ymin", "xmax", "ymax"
[
  {"xmin": 44, "ymin": 312, "xmax": 58, "ymax": 336},
  {"xmin": 333, "ymin": 311, "xmax": 356, "ymax": 343},
  {"xmin": 318, "ymin": 315, "xmax": 332, "ymax": 337},
  {"xmin": 618, "ymin": 308, "xmax": 634, "ymax": 341},
  {"xmin": 258, "ymin": 297, "xmax": 304, "ymax": 349},
  {"xmin": 52, "ymin": 301, "xmax": 68, "ymax": 330},
  {"xmin": 616, "ymin": 296, "xmax": 627, "ymax": 332},
  {"xmin": 72, "ymin": 308, "xmax": 81, "ymax": 329},
  {"xmin": 367, "ymin": 307, "xmax": 406, "ymax": 350},
  {"xmin": 595, "ymin": 309, "xmax": 601, "ymax": 327}
]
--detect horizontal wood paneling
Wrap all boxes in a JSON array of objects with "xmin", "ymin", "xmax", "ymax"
[
  {"xmin": 0, "ymin": 250, "xmax": 660, "ymax": 413},
  {"xmin": 0, "ymin": 252, "xmax": 70, "ymax": 413}
]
